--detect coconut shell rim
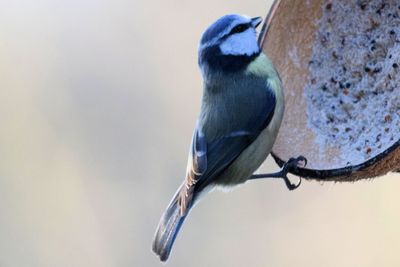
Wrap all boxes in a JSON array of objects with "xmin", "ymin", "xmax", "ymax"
[{"xmin": 271, "ymin": 139, "xmax": 400, "ymax": 180}]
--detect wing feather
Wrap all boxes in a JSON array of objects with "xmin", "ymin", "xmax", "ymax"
[{"xmin": 179, "ymin": 78, "xmax": 277, "ymax": 214}]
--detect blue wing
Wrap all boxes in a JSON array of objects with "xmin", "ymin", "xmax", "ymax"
[{"xmin": 179, "ymin": 80, "xmax": 277, "ymax": 214}]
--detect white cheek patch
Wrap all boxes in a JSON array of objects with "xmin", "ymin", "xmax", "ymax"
[{"xmin": 219, "ymin": 29, "xmax": 259, "ymax": 56}]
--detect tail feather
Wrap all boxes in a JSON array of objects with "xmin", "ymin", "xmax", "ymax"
[{"xmin": 152, "ymin": 184, "xmax": 188, "ymax": 262}]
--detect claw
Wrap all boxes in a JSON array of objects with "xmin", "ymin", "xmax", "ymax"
[
  {"xmin": 284, "ymin": 175, "xmax": 301, "ymax": 190},
  {"xmin": 297, "ymin": 156, "xmax": 307, "ymax": 168},
  {"xmin": 286, "ymin": 155, "xmax": 307, "ymax": 169},
  {"xmin": 281, "ymin": 155, "xmax": 307, "ymax": 191}
]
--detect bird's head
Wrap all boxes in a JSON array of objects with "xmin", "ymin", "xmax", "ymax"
[{"xmin": 198, "ymin": 14, "xmax": 263, "ymax": 76}]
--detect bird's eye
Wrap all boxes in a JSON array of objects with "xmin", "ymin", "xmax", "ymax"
[{"xmin": 230, "ymin": 24, "xmax": 248, "ymax": 34}]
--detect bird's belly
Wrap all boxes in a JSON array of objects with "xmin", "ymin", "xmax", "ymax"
[{"xmin": 214, "ymin": 102, "xmax": 284, "ymax": 187}]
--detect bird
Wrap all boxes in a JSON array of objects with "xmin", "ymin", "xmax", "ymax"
[{"xmin": 152, "ymin": 14, "xmax": 306, "ymax": 262}]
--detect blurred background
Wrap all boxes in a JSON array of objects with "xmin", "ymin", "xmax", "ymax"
[{"xmin": 0, "ymin": 0, "xmax": 399, "ymax": 266}]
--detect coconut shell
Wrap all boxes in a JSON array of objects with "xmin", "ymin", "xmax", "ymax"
[{"xmin": 260, "ymin": 0, "xmax": 400, "ymax": 181}]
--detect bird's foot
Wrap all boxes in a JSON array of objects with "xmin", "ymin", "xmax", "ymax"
[
  {"xmin": 279, "ymin": 156, "xmax": 307, "ymax": 190},
  {"xmin": 249, "ymin": 156, "xmax": 307, "ymax": 190}
]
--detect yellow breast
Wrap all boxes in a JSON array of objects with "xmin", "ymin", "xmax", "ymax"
[{"xmin": 215, "ymin": 53, "xmax": 285, "ymax": 187}]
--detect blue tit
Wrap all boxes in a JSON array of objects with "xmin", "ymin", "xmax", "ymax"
[{"xmin": 152, "ymin": 14, "xmax": 306, "ymax": 262}]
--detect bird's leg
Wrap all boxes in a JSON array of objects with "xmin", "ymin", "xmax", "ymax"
[{"xmin": 249, "ymin": 156, "xmax": 307, "ymax": 190}]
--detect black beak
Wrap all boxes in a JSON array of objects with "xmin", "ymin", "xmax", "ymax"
[{"xmin": 251, "ymin": 17, "xmax": 262, "ymax": 28}]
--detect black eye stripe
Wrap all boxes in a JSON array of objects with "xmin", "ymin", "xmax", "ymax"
[{"xmin": 229, "ymin": 23, "xmax": 250, "ymax": 35}]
